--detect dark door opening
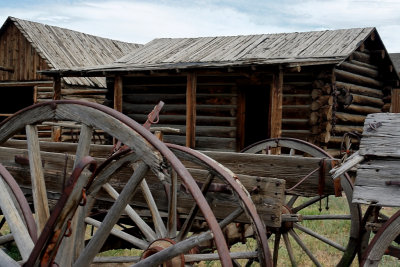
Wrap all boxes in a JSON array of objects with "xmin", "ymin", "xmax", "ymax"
[
  {"xmin": 243, "ymin": 85, "xmax": 270, "ymax": 147},
  {"xmin": 0, "ymin": 86, "xmax": 34, "ymax": 121}
]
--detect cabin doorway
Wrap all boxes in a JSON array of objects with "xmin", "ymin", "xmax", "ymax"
[
  {"xmin": 0, "ymin": 86, "xmax": 34, "ymax": 121},
  {"xmin": 243, "ymin": 85, "xmax": 270, "ymax": 148}
]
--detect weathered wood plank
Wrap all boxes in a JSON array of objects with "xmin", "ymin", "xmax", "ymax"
[
  {"xmin": 26, "ymin": 125, "xmax": 50, "ymax": 234},
  {"xmin": 200, "ymin": 151, "xmax": 337, "ymax": 196},
  {"xmin": 353, "ymin": 159, "xmax": 400, "ymax": 206},
  {"xmin": 359, "ymin": 113, "xmax": 400, "ymax": 157}
]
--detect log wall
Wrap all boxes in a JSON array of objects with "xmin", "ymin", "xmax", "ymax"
[
  {"xmin": 330, "ymin": 47, "xmax": 389, "ymax": 157},
  {"xmin": 281, "ymin": 71, "xmax": 314, "ymax": 141},
  {"xmin": 111, "ymin": 75, "xmax": 239, "ymax": 151}
]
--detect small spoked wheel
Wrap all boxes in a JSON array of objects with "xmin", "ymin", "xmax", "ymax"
[{"xmin": 241, "ymin": 137, "xmax": 362, "ymax": 266}]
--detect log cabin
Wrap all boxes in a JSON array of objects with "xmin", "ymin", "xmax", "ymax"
[
  {"xmin": 0, "ymin": 16, "xmax": 141, "ymax": 141},
  {"xmin": 42, "ymin": 28, "xmax": 400, "ymax": 156}
]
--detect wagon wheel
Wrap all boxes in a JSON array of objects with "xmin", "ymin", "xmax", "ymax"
[
  {"xmin": 76, "ymin": 142, "xmax": 272, "ymax": 266},
  {"xmin": 360, "ymin": 209, "xmax": 400, "ymax": 266},
  {"xmin": 166, "ymin": 143, "xmax": 271, "ymax": 266},
  {"xmin": 241, "ymin": 137, "xmax": 362, "ymax": 267},
  {"xmin": 0, "ymin": 100, "xmax": 235, "ymax": 266}
]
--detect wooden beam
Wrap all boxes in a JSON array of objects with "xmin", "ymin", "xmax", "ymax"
[
  {"xmin": 114, "ymin": 76, "xmax": 123, "ymax": 112},
  {"xmin": 270, "ymin": 69, "xmax": 283, "ymax": 138},
  {"xmin": 186, "ymin": 72, "xmax": 197, "ymax": 148},
  {"xmin": 52, "ymin": 75, "xmax": 62, "ymax": 100}
]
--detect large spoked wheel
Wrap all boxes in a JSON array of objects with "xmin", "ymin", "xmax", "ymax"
[
  {"xmin": 167, "ymin": 143, "xmax": 272, "ymax": 266},
  {"xmin": 241, "ymin": 137, "xmax": 362, "ymax": 266},
  {"xmin": 360, "ymin": 209, "xmax": 400, "ymax": 266},
  {"xmin": 0, "ymin": 100, "xmax": 235, "ymax": 266}
]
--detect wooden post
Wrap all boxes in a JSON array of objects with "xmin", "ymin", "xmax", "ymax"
[
  {"xmin": 114, "ymin": 76, "xmax": 123, "ymax": 112},
  {"xmin": 270, "ymin": 68, "xmax": 283, "ymax": 138},
  {"xmin": 186, "ymin": 72, "xmax": 197, "ymax": 148},
  {"xmin": 52, "ymin": 76, "xmax": 62, "ymax": 142},
  {"xmin": 392, "ymin": 88, "xmax": 400, "ymax": 113},
  {"xmin": 52, "ymin": 75, "xmax": 61, "ymax": 100}
]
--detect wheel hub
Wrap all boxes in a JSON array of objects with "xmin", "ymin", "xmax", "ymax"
[{"xmin": 141, "ymin": 238, "xmax": 185, "ymax": 267}]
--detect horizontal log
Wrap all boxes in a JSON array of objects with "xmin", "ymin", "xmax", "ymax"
[
  {"xmin": 343, "ymin": 104, "xmax": 381, "ymax": 114},
  {"xmin": 61, "ymin": 89, "xmax": 107, "ymax": 95},
  {"xmin": 335, "ymin": 69, "xmax": 383, "ymax": 88},
  {"xmin": 149, "ymin": 124, "xmax": 237, "ymax": 138},
  {"xmin": 281, "ymin": 130, "xmax": 312, "ymax": 140},
  {"xmin": 282, "ymin": 94, "xmax": 311, "ymax": 106},
  {"xmin": 351, "ymin": 93, "xmax": 384, "ymax": 107},
  {"xmin": 334, "ymin": 124, "xmax": 364, "ymax": 134},
  {"xmin": 349, "ymin": 60, "xmax": 378, "ymax": 70},
  {"xmin": 335, "ymin": 112, "xmax": 366, "ymax": 124},
  {"xmin": 282, "ymin": 105, "xmax": 311, "ymax": 118},
  {"xmin": 127, "ymin": 114, "xmax": 236, "ymax": 126},
  {"xmin": 352, "ymin": 51, "xmax": 371, "ymax": 64},
  {"xmin": 283, "ymin": 84, "xmax": 312, "ymax": 94},
  {"xmin": 163, "ymin": 135, "xmax": 237, "ymax": 151},
  {"xmin": 123, "ymin": 103, "xmax": 237, "ymax": 116},
  {"xmin": 339, "ymin": 61, "xmax": 379, "ymax": 78},
  {"xmin": 335, "ymin": 81, "xmax": 383, "ymax": 98},
  {"xmin": 282, "ymin": 119, "xmax": 309, "ymax": 129},
  {"xmin": 123, "ymin": 93, "xmax": 236, "ymax": 105}
]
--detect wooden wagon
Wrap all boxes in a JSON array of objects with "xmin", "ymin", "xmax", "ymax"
[
  {"xmin": 0, "ymin": 100, "xmax": 363, "ymax": 266},
  {"xmin": 331, "ymin": 112, "xmax": 400, "ymax": 266}
]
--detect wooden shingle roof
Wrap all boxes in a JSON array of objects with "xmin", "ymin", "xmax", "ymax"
[
  {"xmin": 117, "ymin": 28, "xmax": 374, "ymax": 67},
  {"xmin": 41, "ymin": 27, "xmax": 379, "ymax": 75},
  {"xmin": 1, "ymin": 16, "xmax": 142, "ymax": 87}
]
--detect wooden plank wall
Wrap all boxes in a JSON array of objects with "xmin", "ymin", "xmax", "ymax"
[
  {"xmin": 0, "ymin": 23, "xmax": 49, "ymax": 82},
  {"xmin": 113, "ymin": 75, "xmax": 238, "ymax": 151}
]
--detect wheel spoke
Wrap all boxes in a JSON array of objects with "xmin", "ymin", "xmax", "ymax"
[
  {"xmin": 273, "ymin": 232, "xmax": 281, "ymax": 267},
  {"xmin": 282, "ymin": 232, "xmax": 297, "ymax": 267},
  {"xmin": 26, "ymin": 124, "xmax": 50, "ymax": 233},
  {"xmin": 177, "ymin": 172, "xmax": 215, "ymax": 241},
  {"xmin": 292, "ymin": 195, "xmax": 326, "ymax": 213},
  {"xmin": 286, "ymin": 195, "xmax": 298, "ymax": 208},
  {"xmin": 84, "ymin": 217, "xmax": 148, "ymax": 249},
  {"xmin": 294, "ymin": 223, "xmax": 346, "ymax": 252},
  {"xmin": 167, "ymin": 169, "xmax": 178, "ymax": 237},
  {"xmin": 58, "ymin": 124, "xmax": 93, "ymax": 266},
  {"xmin": 74, "ymin": 162, "xmax": 149, "ymax": 267},
  {"xmin": 102, "ymin": 183, "xmax": 156, "ymax": 242},
  {"xmin": 184, "ymin": 251, "xmax": 258, "ymax": 262},
  {"xmin": 141, "ymin": 178, "xmax": 167, "ymax": 238},
  {"xmin": 289, "ymin": 229, "xmax": 322, "ymax": 267}
]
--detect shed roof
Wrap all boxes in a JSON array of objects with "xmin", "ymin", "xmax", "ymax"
[
  {"xmin": 45, "ymin": 27, "xmax": 376, "ymax": 76},
  {"xmin": 0, "ymin": 16, "xmax": 142, "ymax": 87},
  {"xmin": 390, "ymin": 53, "xmax": 400, "ymax": 74}
]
